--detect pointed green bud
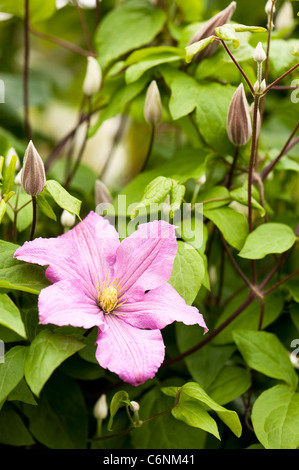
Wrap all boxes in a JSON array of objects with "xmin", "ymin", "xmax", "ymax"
[
  {"xmin": 227, "ymin": 83, "xmax": 252, "ymax": 146},
  {"xmin": 144, "ymin": 80, "xmax": 162, "ymax": 126},
  {"xmin": 21, "ymin": 141, "xmax": 46, "ymax": 196},
  {"xmin": 188, "ymin": 1, "xmax": 236, "ymax": 61},
  {"xmin": 253, "ymin": 42, "xmax": 266, "ymax": 63},
  {"xmin": 83, "ymin": 56, "xmax": 102, "ymax": 97}
]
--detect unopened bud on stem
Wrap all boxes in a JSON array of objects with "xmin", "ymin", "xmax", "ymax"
[
  {"xmin": 265, "ymin": 0, "xmax": 275, "ymax": 16},
  {"xmin": 254, "ymin": 79, "xmax": 266, "ymax": 95},
  {"xmin": 60, "ymin": 209, "xmax": 76, "ymax": 229},
  {"xmin": 83, "ymin": 56, "xmax": 102, "ymax": 97},
  {"xmin": 93, "ymin": 394, "xmax": 108, "ymax": 421},
  {"xmin": 227, "ymin": 83, "xmax": 252, "ymax": 147},
  {"xmin": 253, "ymin": 42, "xmax": 267, "ymax": 64},
  {"xmin": 275, "ymin": 1, "xmax": 293, "ymax": 30},
  {"xmin": 144, "ymin": 80, "xmax": 162, "ymax": 126},
  {"xmin": 95, "ymin": 179, "xmax": 113, "ymax": 206},
  {"xmin": 188, "ymin": 1, "xmax": 237, "ymax": 61},
  {"xmin": 21, "ymin": 141, "xmax": 46, "ymax": 196}
]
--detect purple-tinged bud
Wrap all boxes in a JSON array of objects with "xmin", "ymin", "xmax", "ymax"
[
  {"xmin": 144, "ymin": 80, "xmax": 162, "ymax": 126},
  {"xmin": 227, "ymin": 83, "xmax": 252, "ymax": 147},
  {"xmin": 188, "ymin": 1, "xmax": 237, "ymax": 61},
  {"xmin": 21, "ymin": 141, "xmax": 46, "ymax": 196}
]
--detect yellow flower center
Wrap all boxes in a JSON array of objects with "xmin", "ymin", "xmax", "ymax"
[{"xmin": 97, "ymin": 273, "xmax": 126, "ymax": 314}]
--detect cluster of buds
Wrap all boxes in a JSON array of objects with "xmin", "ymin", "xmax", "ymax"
[{"xmin": 253, "ymin": 42, "xmax": 267, "ymax": 95}]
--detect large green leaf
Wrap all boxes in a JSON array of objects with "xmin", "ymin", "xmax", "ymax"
[
  {"xmin": 0, "ymin": 403, "xmax": 35, "ymax": 446},
  {"xmin": 204, "ymin": 207, "xmax": 248, "ymax": 251},
  {"xmin": 172, "ymin": 398, "xmax": 220, "ymax": 440},
  {"xmin": 24, "ymin": 329, "xmax": 85, "ymax": 397},
  {"xmin": 252, "ymin": 385, "xmax": 299, "ymax": 449},
  {"xmin": 0, "ymin": 240, "xmax": 50, "ymax": 294},
  {"xmin": 23, "ymin": 372, "xmax": 88, "ymax": 449},
  {"xmin": 233, "ymin": 329, "xmax": 298, "ymax": 389},
  {"xmin": 169, "ymin": 241, "xmax": 205, "ymax": 305},
  {"xmin": 207, "ymin": 365, "xmax": 251, "ymax": 406},
  {"xmin": 238, "ymin": 223, "xmax": 296, "ymax": 259},
  {"xmin": 95, "ymin": 0, "xmax": 167, "ymax": 69},
  {"xmin": 178, "ymin": 382, "xmax": 242, "ymax": 437},
  {"xmin": 0, "ymin": 294, "xmax": 26, "ymax": 339},
  {"xmin": 45, "ymin": 180, "xmax": 81, "ymax": 217},
  {"xmin": 0, "ymin": 346, "xmax": 27, "ymax": 406}
]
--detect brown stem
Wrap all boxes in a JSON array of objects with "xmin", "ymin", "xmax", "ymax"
[
  {"xmin": 220, "ymin": 40, "xmax": 254, "ymax": 95},
  {"xmin": 262, "ymin": 269, "xmax": 299, "ymax": 297},
  {"xmin": 226, "ymin": 146, "xmax": 239, "ymax": 189},
  {"xmin": 24, "ymin": 0, "xmax": 32, "ymax": 140},
  {"xmin": 30, "ymin": 27, "xmax": 97, "ymax": 58},
  {"xmin": 264, "ymin": 63, "xmax": 299, "ymax": 94},
  {"xmin": 260, "ymin": 0, "xmax": 276, "ymax": 120},
  {"xmin": 74, "ymin": 0, "xmax": 94, "ymax": 53},
  {"xmin": 140, "ymin": 124, "xmax": 155, "ymax": 172},
  {"xmin": 29, "ymin": 195, "xmax": 37, "ymax": 241}
]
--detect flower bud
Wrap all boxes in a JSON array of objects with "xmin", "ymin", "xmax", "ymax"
[
  {"xmin": 95, "ymin": 179, "xmax": 113, "ymax": 206},
  {"xmin": 130, "ymin": 401, "xmax": 140, "ymax": 413},
  {"xmin": 188, "ymin": 1, "xmax": 236, "ymax": 61},
  {"xmin": 6, "ymin": 147, "xmax": 20, "ymax": 171},
  {"xmin": 60, "ymin": 209, "xmax": 76, "ymax": 228},
  {"xmin": 254, "ymin": 79, "xmax": 266, "ymax": 94},
  {"xmin": 14, "ymin": 169, "xmax": 22, "ymax": 186},
  {"xmin": 227, "ymin": 83, "xmax": 252, "ymax": 147},
  {"xmin": 21, "ymin": 141, "xmax": 46, "ymax": 196},
  {"xmin": 93, "ymin": 394, "xmax": 108, "ymax": 421},
  {"xmin": 144, "ymin": 80, "xmax": 162, "ymax": 126},
  {"xmin": 253, "ymin": 42, "xmax": 266, "ymax": 63},
  {"xmin": 275, "ymin": 1, "xmax": 293, "ymax": 30},
  {"xmin": 83, "ymin": 56, "xmax": 102, "ymax": 97},
  {"xmin": 265, "ymin": 0, "xmax": 275, "ymax": 16}
]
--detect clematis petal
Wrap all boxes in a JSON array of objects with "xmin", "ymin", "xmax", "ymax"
[
  {"xmin": 113, "ymin": 220, "xmax": 177, "ymax": 300},
  {"xmin": 14, "ymin": 212, "xmax": 120, "ymax": 297},
  {"xmin": 117, "ymin": 282, "xmax": 208, "ymax": 332},
  {"xmin": 95, "ymin": 315, "xmax": 165, "ymax": 386},
  {"xmin": 38, "ymin": 279, "xmax": 104, "ymax": 329}
]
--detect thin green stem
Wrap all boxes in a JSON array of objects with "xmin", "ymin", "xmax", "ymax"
[
  {"xmin": 24, "ymin": 0, "xmax": 32, "ymax": 140},
  {"xmin": 226, "ymin": 146, "xmax": 239, "ymax": 188}
]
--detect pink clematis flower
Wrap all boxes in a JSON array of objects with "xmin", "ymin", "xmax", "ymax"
[{"xmin": 14, "ymin": 212, "xmax": 207, "ymax": 386}]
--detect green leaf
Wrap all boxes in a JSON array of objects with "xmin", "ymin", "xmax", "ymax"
[
  {"xmin": 0, "ymin": 346, "xmax": 27, "ymax": 405},
  {"xmin": 213, "ymin": 291, "xmax": 284, "ymax": 345},
  {"xmin": 0, "ymin": 294, "xmax": 26, "ymax": 339},
  {"xmin": 252, "ymin": 385, "xmax": 299, "ymax": 449},
  {"xmin": 7, "ymin": 378, "xmax": 37, "ymax": 406},
  {"xmin": 0, "ymin": 240, "xmax": 50, "ymax": 294},
  {"xmin": 23, "ymin": 372, "xmax": 88, "ymax": 449},
  {"xmin": 215, "ymin": 25, "xmax": 240, "ymax": 48},
  {"xmin": 169, "ymin": 241, "xmax": 205, "ymax": 305},
  {"xmin": 0, "ymin": 199, "xmax": 6, "ymax": 224},
  {"xmin": 95, "ymin": 0, "xmax": 167, "ymax": 69},
  {"xmin": 131, "ymin": 384, "xmax": 207, "ymax": 449},
  {"xmin": 172, "ymin": 399, "xmax": 220, "ymax": 440},
  {"xmin": 6, "ymin": 190, "xmax": 32, "ymax": 232},
  {"xmin": 45, "ymin": 180, "xmax": 81, "ymax": 217},
  {"xmin": 179, "ymin": 382, "xmax": 242, "ymax": 437},
  {"xmin": 230, "ymin": 186, "xmax": 266, "ymax": 217},
  {"xmin": 207, "ymin": 366, "xmax": 251, "ymax": 406},
  {"xmin": 238, "ymin": 223, "xmax": 296, "ymax": 259},
  {"xmin": 185, "ymin": 36, "xmax": 216, "ymax": 63},
  {"xmin": 125, "ymin": 50, "xmax": 184, "ymax": 83},
  {"xmin": 233, "ymin": 329, "xmax": 298, "ymax": 389},
  {"xmin": 0, "ymin": 403, "xmax": 35, "ymax": 446},
  {"xmin": 131, "ymin": 176, "xmax": 173, "ymax": 218},
  {"xmin": 0, "ymin": 0, "xmax": 56, "ymax": 23},
  {"xmin": 2, "ymin": 154, "xmax": 16, "ymax": 195},
  {"xmin": 25, "ymin": 329, "xmax": 85, "ymax": 396},
  {"xmin": 108, "ymin": 390, "xmax": 130, "ymax": 431},
  {"xmin": 36, "ymin": 193, "xmax": 57, "ymax": 221},
  {"xmin": 204, "ymin": 207, "xmax": 248, "ymax": 251}
]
